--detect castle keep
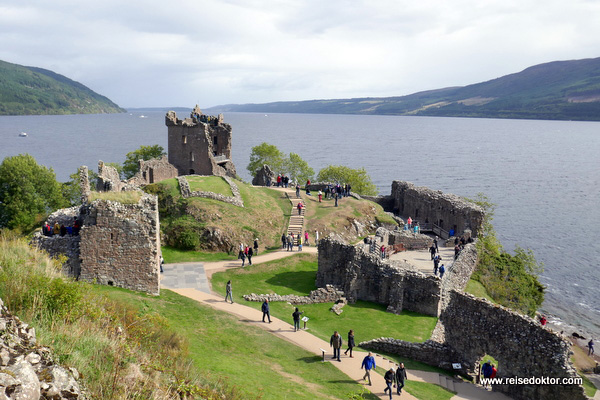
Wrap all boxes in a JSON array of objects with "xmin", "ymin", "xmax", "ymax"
[{"xmin": 166, "ymin": 106, "xmax": 236, "ymax": 177}]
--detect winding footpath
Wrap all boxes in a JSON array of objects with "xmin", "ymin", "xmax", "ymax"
[{"xmin": 161, "ymin": 245, "xmax": 509, "ymax": 400}]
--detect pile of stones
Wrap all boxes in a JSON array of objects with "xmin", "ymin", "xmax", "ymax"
[
  {"xmin": 243, "ymin": 284, "xmax": 345, "ymax": 305},
  {"xmin": 0, "ymin": 298, "xmax": 85, "ymax": 399}
]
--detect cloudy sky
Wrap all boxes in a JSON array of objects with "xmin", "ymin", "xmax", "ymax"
[{"xmin": 1, "ymin": 0, "xmax": 598, "ymax": 108}]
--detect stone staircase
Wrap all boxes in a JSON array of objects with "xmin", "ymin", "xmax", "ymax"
[{"xmin": 286, "ymin": 193, "xmax": 306, "ymax": 236}]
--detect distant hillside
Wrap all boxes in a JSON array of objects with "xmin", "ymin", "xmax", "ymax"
[
  {"xmin": 208, "ymin": 57, "xmax": 600, "ymax": 121},
  {"xmin": 0, "ymin": 59, "xmax": 125, "ymax": 115}
]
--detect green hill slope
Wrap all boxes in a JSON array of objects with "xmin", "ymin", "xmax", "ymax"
[
  {"xmin": 208, "ymin": 57, "xmax": 600, "ymax": 121},
  {"xmin": 0, "ymin": 59, "xmax": 125, "ymax": 115}
]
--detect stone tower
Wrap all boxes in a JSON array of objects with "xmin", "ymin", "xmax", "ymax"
[{"xmin": 165, "ymin": 105, "xmax": 236, "ymax": 177}]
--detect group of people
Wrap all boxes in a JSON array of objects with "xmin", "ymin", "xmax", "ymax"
[
  {"xmin": 281, "ymin": 231, "xmax": 311, "ymax": 251},
  {"xmin": 360, "ymin": 352, "xmax": 408, "ymax": 398},
  {"xmin": 329, "ymin": 330, "xmax": 355, "ymax": 361},
  {"xmin": 42, "ymin": 217, "xmax": 81, "ymax": 237},
  {"xmin": 430, "ymin": 239, "xmax": 446, "ymax": 278},
  {"xmin": 238, "ymin": 239, "xmax": 259, "ymax": 266},
  {"xmin": 276, "ymin": 174, "xmax": 291, "ymax": 188},
  {"xmin": 454, "ymin": 235, "xmax": 474, "ymax": 260},
  {"xmin": 480, "ymin": 360, "xmax": 498, "ymax": 389}
]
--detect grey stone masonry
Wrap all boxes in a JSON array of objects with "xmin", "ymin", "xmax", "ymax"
[
  {"xmin": 391, "ymin": 181, "xmax": 485, "ymax": 237},
  {"xmin": 243, "ymin": 285, "xmax": 345, "ymax": 305},
  {"xmin": 177, "ymin": 175, "xmax": 243, "ymax": 207},
  {"xmin": 78, "ymin": 193, "xmax": 160, "ymax": 295}
]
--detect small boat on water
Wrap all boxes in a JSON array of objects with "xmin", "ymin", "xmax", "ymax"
[
  {"xmin": 19, "ymin": 132, "xmax": 27, "ymax": 137},
  {"xmin": 139, "ymin": 115, "xmax": 147, "ymax": 118}
]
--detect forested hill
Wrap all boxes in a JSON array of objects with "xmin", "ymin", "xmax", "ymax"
[
  {"xmin": 208, "ymin": 57, "xmax": 600, "ymax": 121},
  {"xmin": 0, "ymin": 59, "xmax": 125, "ymax": 115}
]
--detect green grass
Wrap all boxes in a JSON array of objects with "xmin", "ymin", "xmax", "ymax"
[
  {"xmin": 211, "ymin": 253, "xmax": 437, "ymax": 344},
  {"xmin": 579, "ymin": 372, "xmax": 597, "ymax": 398},
  {"xmin": 88, "ymin": 190, "xmax": 142, "ymax": 204},
  {"xmin": 161, "ymin": 245, "xmax": 237, "ymax": 263},
  {"xmin": 98, "ymin": 286, "xmax": 379, "ymax": 400},
  {"xmin": 465, "ymin": 279, "xmax": 494, "ymax": 302},
  {"xmin": 374, "ymin": 367, "xmax": 456, "ymax": 400},
  {"xmin": 186, "ymin": 175, "xmax": 233, "ymax": 196}
]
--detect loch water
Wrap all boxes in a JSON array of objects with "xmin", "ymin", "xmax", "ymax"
[{"xmin": 1, "ymin": 111, "xmax": 599, "ymax": 338}]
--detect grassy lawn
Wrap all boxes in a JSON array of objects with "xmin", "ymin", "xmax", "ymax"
[
  {"xmin": 161, "ymin": 245, "xmax": 237, "ymax": 263},
  {"xmin": 186, "ymin": 175, "xmax": 233, "ymax": 196},
  {"xmin": 97, "ymin": 286, "xmax": 379, "ymax": 400},
  {"xmin": 211, "ymin": 253, "xmax": 438, "ymax": 344},
  {"xmin": 579, "ymin": 372, "xmax": 598, "ymax": 398}
]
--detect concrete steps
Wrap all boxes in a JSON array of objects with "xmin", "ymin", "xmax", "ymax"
[{"xmin": 286, "ymin": 192, "xmax": 306, "ymax": 236}]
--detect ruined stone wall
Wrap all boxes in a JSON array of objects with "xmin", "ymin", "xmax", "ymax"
[
  {"xmin": 440, "ymin": 291, "xmax": 586, "ymax": 400},
  {"xmin": 316, "ymin": 237, "xmax": 441, "ymax": 316},
  {"xmin": 78, "ymin": 194, "xmax": 160, "ymax": 295},
  {"xmin": 96, "ymin": 161, "xmax": 125, "ymax": 192},
  {"xmin": 166, "ymin": 110, "xmax": 236, "ymax": 177},
  {"xmin": 440, "ymin": 242, "xmax": 478, "ymax": 295},
  {"xmin": 391, "ymin": 181, "xmax": 484, "ymax": 237},
  {"xmin": 361, "ymin": 194, "xmax": 395, "ymax": 212},
  {"xmin": 128, "ymin": 155, "xmax": 178, "ymax": 186},
  {"xmin": 177, "ymin": 176, "xmax": 243, "ymax": 207}
]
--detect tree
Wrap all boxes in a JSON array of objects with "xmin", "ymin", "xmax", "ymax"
[
  {"xmin": 247, "ymin": 142, "xmax": 285, "ymax": 176},
  {"xmin": 317, "ymin": 165, "xmax": 378, "ymax": 196},
  {"xmin": 285, "ymin": 153, "xmax": 314, "ymax": 184},
  {"xmin": 123, "ymin": 145, "xmax": 166, "ymax": 179},
  {"xmin": 0, "ymin": 154, "xmax": 67, "ymax": 232}
]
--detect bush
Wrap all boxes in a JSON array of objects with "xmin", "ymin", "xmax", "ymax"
[{"xmin": 164, "ymin": 216, "xmax": 203, "ymax": 250}]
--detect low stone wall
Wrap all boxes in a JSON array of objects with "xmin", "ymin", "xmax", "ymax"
[
  {"xmin": 378, "ymin": 228, "xmax": 432, "ymax": 250},
  {"xmin": 0, "ymin": 297, "xmax": 85, "ymax": 399},
  {"xmin": 359, "ymin": 338, "xmax": 469, "ymax": 374},
  {"xmin": 361, "ymin": 194, "xmax": 395, "ymax": 212},
  {"xmin": 30, "ymin": 234, "xmax": 81, "ymax": 277},
  {"xmin": 177, "ymin": 175, "xmax": 244, "ymax": 207},
  {"xmin": 441, "ymin": 243, "xmax": 478, "ymax": 295},
  {"xmin": 243, "ymin": 285, "xmax": 345, "ymax": 305}
]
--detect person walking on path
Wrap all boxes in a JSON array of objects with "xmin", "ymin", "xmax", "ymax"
[
  {"xmin": 383, "ymin": 368, "xmax": 395, "ymax": 399},
  {"xmin": 433, "ymin": 255, "xmax": 440, "ymax": 276},
  {"xmin": 396, "ymin": 363, "xmax": 407, "ymax": 394},
  {"xmin": 239, "ymin": 247, "xmax": 246, "ymax": 267},
  {"xmin": 430, "ymin": 244, "xmax": 437, "ymax": 260},
  {"xmin": 261, "ymin": 299, "xmax": 272, "ymax": 323},
  {"xmin": 297, "ymin": 201, "xmax": 303, "ymax": 215},
  {"xmin": 439, "ymin": 264, "xmax": 445, "ymax": 279},
  {"xmin": 225, "ymin": 280, "xmax": 234, "ymax": 303},
  {"xmin": 292, "ymin": 307, "xmax": 303, "ymax": 332},
  {"xmin": 295, "ymin": 184, "xmax": 300, "ymax": 198},
  {"xmin": 281, "ymin": 233, "xmax": 286, "ymax": 249},
  {"xmin": 288, "ymin": 233, "xmax": 294, "ymax": 251},
  {"xmin": 481, "ymin": 360, "xmax": 493, "ymax": 388},
  {"xmin": 334, "ymin": 192, "xmax": 339, "ymax": 207},
  {"xmin": 247, "ymin": 246, "xmax": 253, "ymax": 265},
  {"xmin": 304, "ymin": 231, "xmax": 309, "ymax": 246},
  {"xmin": 361, "ymin": 352, "xmax": 376, "ymax": 386},
  {"xmin": 588, "ymin": 339, "xmax": 595, "ymax": 356},
  {"xmin": 344, "ymin": 329, "xmax": 355, "ymax": 357},
  {"xmin": 318, "ymin": 190, "xmax": 322, "ymax": 203},
  {"xmin": 253, "ymin": 238, "xmax": 259, "ymax": 255},
  {"xmin": 330, "ymin": 331, "xmax": 343, "ymax": 362}
]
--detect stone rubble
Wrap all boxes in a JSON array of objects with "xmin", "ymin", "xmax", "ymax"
[
  {"xmin": 0, "ymin": 297, "xmax": 85, "ymax": 400},
  {"xmin": 243, "ymin": 285, "xmax": 345, "ymax": 305}
]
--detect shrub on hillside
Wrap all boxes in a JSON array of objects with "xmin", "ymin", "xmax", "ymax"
[{"xmin": 164, "ymin": 216, "xmax": 204, "ymax": 250}]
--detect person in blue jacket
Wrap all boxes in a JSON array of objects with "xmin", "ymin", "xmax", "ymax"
[{"xmin": 361, "ymin": 352, "xmax": 376, "ymax": 386}]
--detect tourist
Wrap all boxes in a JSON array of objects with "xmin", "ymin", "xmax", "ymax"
[
  {"xmin": 430, "ymin": 244, "xmax": 437, "ymax": 260},
  {"xmin": 240, "ymin": 249, "xmax": 246, "ymax": 267},
  {"xmin": 288, "ymin": 233, "xmax": 294, "ymax": 251},
  {"xmin": 439, "ymin": 264, "xmax": 445, "ymax": 278},
  {"xmin": 253, "ymin": 238, "xmax": 259, "ymax": 255},
  {"xmin": 304, "ymin": 231, "xmax": 309, "ymax": 246},
  {"xmin": 281, "ymin": 233, "xmax": 286, "ymax": 249},
  {"xmin": 277, "ymin": 174, "xmax": 281, "ymax": 187},
  {"xmin": 383, "ymin": 368, "xmax": 395, "ymax": 399},
  {"xmin": 247, "ymin": 246, "xmax": 253, "ymax": 265},
  {"xmin": 73, "ymin": 217, "xmax": 80, "ymax": 235},
  {"xmin": 261, "ymin": 299, "xmax": 271, "ymax": 323},
  {"xmin": 491, "ymin": 364, "xmax": 497, "ymax": 378},
  {"xmin": 225, "ymin": 280, "xmax": 234, "ymax": 303},
  {"xmin": 588, "ymin": 339, "xmax": 594, "ymax": 356},
  {"xmin": 434, "ymin": 236, "xmax": 439, "ymax": 251},
  {"xmin": 347, "ymin": 184, "xmax": 352, "ymax": 196},
  {"xmin": 540, "ymin": 315, "xmax": 547, "ymax": 326},
  {"xmin": 407, "ymin": 216, "xmax": 412, "ymax": 229},
  {"xmin": 318, "ymin": 190, "xmax": 322, "ymax": 203},
  {"xmin": 297, "ymin": 202, "xmax": 303, "ymax": 215},
  {"xmin": 296, "ymin": 184, "xmax": 300, "ymax": 198},
  {"xmin": 53, "ymin": 222, "xmax": 60, "ymax": 235},
  {"xmin": 334, "ymin": 192, "xmax": 339, "ymax": 207},
  {"xmin": 380, "ymin": 245, "xmax": 386, "ymax": 259},
  {"xmin": 330, "ymin": 331, "xmax": 343, "ymax": 362},
  {"xmin": 454, "ymin": 244, "xmax": 461, "ymax": 260},
  {"xmin": 60, "ymin": 224, "xmax": 66, "ymax": 236},
  {"xmin": 433, "ymin": 254, "xmax": 441, "ymax": 276},
  {"xmin": 344, "ymin": 330, "xmax": 355, "ymax": 357},
  {"xmin": 325, "ymin": 185, "xmax": 331, "ymax": 199},
  {"xmin": 481, "ymin": 360, "xmax": 493, "ymax": 388},
  {"xmin": 361, "ymin": 352, "xmax": 376, "ymax": 386},
  {"xmin": 396, "ymin": 363, "xmax": 407, "ymax": 394},
  {"xmin": 292, "ymin": 307, "xmax": 303, "ymax": 332},
  {"xmin": 315, "ymin": 230, "xmax": 319, "ymax": 245},
  {"xmin": 160, "ymin": 256, "xmax": 164, "ymax": 273},
  {"xmin": 297, "ymin": 234, "xmax": 302, "ymax": 251}
]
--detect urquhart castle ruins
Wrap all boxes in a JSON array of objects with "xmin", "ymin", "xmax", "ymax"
[{"xmin": 32, "ymin": 106, "xmax": 591, "ymax": 400}]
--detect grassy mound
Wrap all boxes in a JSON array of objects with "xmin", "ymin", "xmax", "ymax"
[{"xmin": 145, "ymin": 178, "xmax": 291, "ymax": 255}]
